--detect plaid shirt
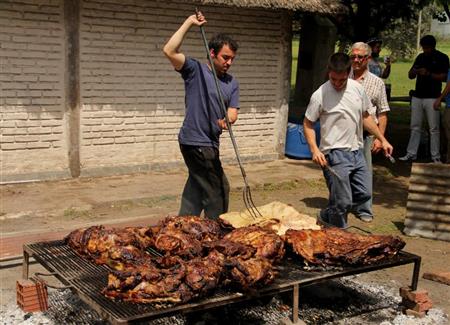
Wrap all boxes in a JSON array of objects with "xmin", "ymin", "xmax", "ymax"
[{"xmin": 350, "ymin": 70, "xmax": 390, "ymax": 124}]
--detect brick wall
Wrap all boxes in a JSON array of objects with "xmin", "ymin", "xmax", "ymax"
[
  {"xmin": 79, "ymin": 0, "xmax": 287, "ymax": 175},
  {"xmin": 1, "ymin": 0, "xmax": 68, "ymax": 181},
  {"xmin": 0, "ymin": 0, "xmax": 291, "ymax": 181}
]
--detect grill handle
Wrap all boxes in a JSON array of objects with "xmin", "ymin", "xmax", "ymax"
[{"xmin": 33, "ymin": 272, "xmax": 73, "ymax": 290}]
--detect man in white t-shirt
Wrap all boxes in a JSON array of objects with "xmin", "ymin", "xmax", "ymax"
[{"xmin": 303, "ymin": 53, "xmax": 393, "ymax": 229}]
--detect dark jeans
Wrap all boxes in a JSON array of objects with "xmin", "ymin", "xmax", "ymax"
[
  {"xmin": 321, "ymin": 149, "xmax": 371, "ymax": 228},
  {"xmin": 179, "ymin": 144, "xmax": 229, "ymax": 219}
]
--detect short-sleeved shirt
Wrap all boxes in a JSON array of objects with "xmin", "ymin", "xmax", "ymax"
[
  {"xmin": 350, "ymin": 70, "xmax": 390, "ymax": 124},
  {"xmin": 177, "ymin": 57, "xmax": 239, "ymax": 148},
  {"xmin": 412, "ymin": 50, "xmax": 449, "ymax": 98},
  {"xmin": 305, "ymin": 79, "xmax": 371, "ymax": 154},
  {"xmin": 368, "ymin": 58, "xmax": 383, "ymax": 78},
  {"xmin": 446, "ymin": 70, "xmax": 450, "ymax": 108}
]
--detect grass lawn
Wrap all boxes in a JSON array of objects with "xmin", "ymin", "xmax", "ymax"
[{"xmin": 291, "ymin": 38, "xmax": 450, "ymax": 97}]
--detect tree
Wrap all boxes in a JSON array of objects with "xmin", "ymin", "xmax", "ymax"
[
  {"xmin": 327, "ymin": 0, "xmax": 430, "ymax": 44},
  {"xmin": 435, "ymin": 0, "xmax": 450, "ymax": 20}
]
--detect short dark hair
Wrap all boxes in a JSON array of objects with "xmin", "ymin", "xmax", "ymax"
[
  {"xmin": 327, "ymin": 53, "xmax": 352, "ymax": 73},
  {"xmin": 420, "ymin": 35, "xmax": 436, "ymax": 48},
  {"xmin": 208, "ymin": 33, "xmax": 238, "ymax": 54},
  {"xmin": 366, "ymin": 37, "xmax": 382, "ymax": 46}
]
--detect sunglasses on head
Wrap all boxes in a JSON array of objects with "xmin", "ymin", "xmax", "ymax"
[{"xmin": 350, "ymin": 54, "xmax": 368, "ymax": 60}]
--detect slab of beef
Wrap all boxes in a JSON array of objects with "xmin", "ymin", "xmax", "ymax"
[
  {"xmin": 223, "ymin": 226, "xmax": 285, "ymax": 262},
  {"xmin": 224, "ymin": 255, "xmax": 276, "ymax": 289},
  {"xmin": 104, "ymin": 250, "xmax": 225, "ymax": 304},
  {"xmin": 65, "ymin": 225, "xmax": 155, "ymax": 267},
  {"xmin": 158, "ymin": 216, "xmax": 223, "ymax": 242},
  {"xmin": 284, "ymin": 228, "xmax": 406, "ymax": 267},
  {"xmin": 154, "ymin": 216, "xmax": 223, "ymax": 258}
]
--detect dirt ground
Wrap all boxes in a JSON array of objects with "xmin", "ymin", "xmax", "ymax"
[{"xmin": 1, "ymin": 108, "xmax": 450, "ymax": 322}]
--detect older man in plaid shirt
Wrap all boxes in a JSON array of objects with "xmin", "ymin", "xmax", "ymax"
[{"xmin": 349, "ymin": 41, "xmax": 390, "ymax": 223}]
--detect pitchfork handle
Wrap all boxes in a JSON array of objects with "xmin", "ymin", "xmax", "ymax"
[{"xmin": 195, "ymin": 8, "xmax": 250, "ymax": 186}]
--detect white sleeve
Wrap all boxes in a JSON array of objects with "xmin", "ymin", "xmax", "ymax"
[{"xmin": 305, "ymin": 90, "xmax": 322, "ymax": 122}]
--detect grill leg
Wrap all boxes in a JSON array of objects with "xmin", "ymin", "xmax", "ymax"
[
  {"xmin": 292, "ymin": 284, "xmax": 299, "ymax": 323},
  {"xmin": 22, "ymin": 250, "xmax": 30, "ymax": 279},
  {"xmin": 411, "ymin": 256, "xmax": 421, "ymax": 290}
]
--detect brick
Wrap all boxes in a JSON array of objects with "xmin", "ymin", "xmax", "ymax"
[
  {"xmin": 402, "ymin": 298, "xmax": 433, "ymax": 312},
  {"xmin": 27, "ymin": 142, "xmax": 51, "ymax": 149},
  {"xmin": 0, "ymin": 136, "xmax": 15, "ymax": 143},
  {"xmin": 92, "ymin": 138, "xmax": 114, "ymax": 145},
  {"xmin": 16, "ymin": 279, "xmax": 48, "ymax": 313},
  {"xmin": 423, "ymin": 272, "xmax": 450, "ymax": 286},
  {"xmin": 399, "ymin": 287, "xmax": 429, "ymax": 303},
  {"xmin": 404, "ymin": 309, "xmax": 426, "ymax": 318}
]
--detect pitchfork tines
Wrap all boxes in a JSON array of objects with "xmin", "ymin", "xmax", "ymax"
[{"xmin": 242, "ymin": 181, "xmax": 262, "ymax": 219}]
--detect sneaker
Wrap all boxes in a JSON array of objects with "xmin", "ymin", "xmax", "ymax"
[
  {"xmin": 431, "ymin": 158, "xmax": 442, "ymax": 163},
  {"xmin": 359, "ymin": 215, "xmax": 373, "ymax": 223},
  {"xmin": 399, "ymin": 154, "xmax": 416, "ymax": 162}
]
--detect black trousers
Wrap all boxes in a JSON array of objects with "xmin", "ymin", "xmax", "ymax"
[{"xmin": 179, "ymin": 144, "xmax": 229, "ymax": 219}]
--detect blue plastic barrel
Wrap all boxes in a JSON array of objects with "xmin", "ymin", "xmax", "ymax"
[{"xmin": 285, "ymin": 122, "xmax": 320, "ymax": 159}]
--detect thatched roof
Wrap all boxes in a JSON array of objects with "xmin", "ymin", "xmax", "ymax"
[{"xmin": 197, "ymin": 0, "xmax": 346, "ymax": 14}]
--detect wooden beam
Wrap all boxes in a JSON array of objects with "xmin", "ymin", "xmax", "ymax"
[{"xmin": 64, "ymin": 0, "xmax": 80, "ymax": 178}]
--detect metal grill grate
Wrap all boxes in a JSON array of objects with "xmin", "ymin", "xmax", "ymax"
[{"xmin": 24, "ymin": 241, "xmax": 421, "ymax": 324}]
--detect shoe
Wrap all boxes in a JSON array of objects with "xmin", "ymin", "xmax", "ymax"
[
  {"xmin": 399, "ymin": 154, "xmax": 416, "ymax": 162},
  {"xmin": 431, "ymin": 158, "xmax": 442, "ymax": 163},
  {"xmin": 317, "ymin": 211, "xmax": 331, "ymax": 228},
  {"xmin": 359, "ymin": 215, "xmax": 373, "ymax": 223}
]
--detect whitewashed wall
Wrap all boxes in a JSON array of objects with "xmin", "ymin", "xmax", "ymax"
[{"xmin": 0, "ymin": 0, "xmax": 291, "ymax": 182}]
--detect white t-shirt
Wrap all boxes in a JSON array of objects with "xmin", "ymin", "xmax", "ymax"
[{"xmin": 305, "ymin": 79, "xmax": 371, "ymax": 153}]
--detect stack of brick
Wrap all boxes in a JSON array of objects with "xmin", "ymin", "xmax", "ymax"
[
  {"xmin": 16, "ymin": 279, "xmax": 48, "ymax": 313},
  {"xmin": 399, "ymin": 287, "xmax": 432, "ymax": 318}
]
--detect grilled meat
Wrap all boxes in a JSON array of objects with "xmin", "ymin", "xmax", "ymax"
[
  {"xmin": 154, "ymin": 230, "xmax": 203, "ymax": 258},
  {"xmin": 67, "ymin": 217, "xmax": 287, "ymax": 305},
  {"xmin": 104, "ymin": 250, "xmax": 226, "ymax": 304},
  {"xmin": 204, "ymin": 238, "xmax": 256, "ymax": 260},
  {"xmin": 284, "ymin": 228, "xmax": 406, "ymax": 267},
  {"xmin": 65, "ymin": 225, "xmax": 155, "ymax": 268},
  {"xmin": 158, "ymin": 216, "xmax": 223, "ymax": 242},
  {"xmin": 223, "ymin": 226, "xmax": 285, "ymax": 262},
  {"xmin": 225, "ymin": 256, "xmax": 276, "ymax": 289},
  {"xmin": 154, "ymin": 216, "xmax": 223, "ymax": 258}
]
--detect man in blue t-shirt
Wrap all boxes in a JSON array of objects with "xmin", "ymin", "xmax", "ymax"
[
  {"xmin": 434, "ymin": 69, "xmax": 450, "ymax": 163},
  {"xmin": 163, "ymin": 12, "xmax": 239, "ymax": 219}
]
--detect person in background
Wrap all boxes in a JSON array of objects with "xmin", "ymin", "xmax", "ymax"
[
  {"xmin": 163, "ymin": 12, "xmax": 240, "ymax": 219},
  {"xmin": 399, "ymin": 35, "xmax": 449, "ymax": 163},
  {"xmin": 303, "ymin": 53, "xmax": 393, "ymax": 229},
  {"xmin": 349, "ymin": 42, "xmax": 390, "ymax": 223},
  {"xmin": 433, "ymin": 69, "xmax": 450, "ymax": 163},
  {"xmin": 367, "ymin": 37, "xmax": 391, "ymax": 79},
  {"xmin": 367, "ymin": 37, "xmax": 392, "ymax": 101}
]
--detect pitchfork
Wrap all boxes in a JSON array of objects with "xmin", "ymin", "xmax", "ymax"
[{"xmin": 195, "ymin": 9, "xmax": 261, "ymax": 219}]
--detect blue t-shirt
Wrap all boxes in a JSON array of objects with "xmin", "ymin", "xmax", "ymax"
[
  {"xmin": 177, "ymin": 57, "xmax": 239, "ymax": 148},
  {"xmin": 446, "ymin": 70, "xmax": 450, "ymax": 108}
]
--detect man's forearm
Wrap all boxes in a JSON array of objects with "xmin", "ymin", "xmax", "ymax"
[
  {"xmin": 363, "ymin": 114, "xmax": 386, "ymax": 142},
  {"xmin": 303, "ymin": 119, "xmax": 319, "ymax": 153},
  {"xmin": 377, "ymin": 113, "xmax": 388, "ymax": 135}
]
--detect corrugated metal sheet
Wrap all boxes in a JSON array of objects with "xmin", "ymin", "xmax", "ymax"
[{"xmin": 404, "ymin": 163, "xmax": 450, "ymax": 242}]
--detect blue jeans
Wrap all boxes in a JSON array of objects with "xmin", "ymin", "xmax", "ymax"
[
  {"xmin": 352, "ymin": 136, "xmax": 374, "ymax": 218},
  {"xmin": 320, "ymin": 149, "xmax": 371, "ymax": 228}
]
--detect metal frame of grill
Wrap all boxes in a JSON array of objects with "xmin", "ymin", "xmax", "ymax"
[{"xmin": 23, "ymin": 240, "xmax": 421, "ymax": 324}]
